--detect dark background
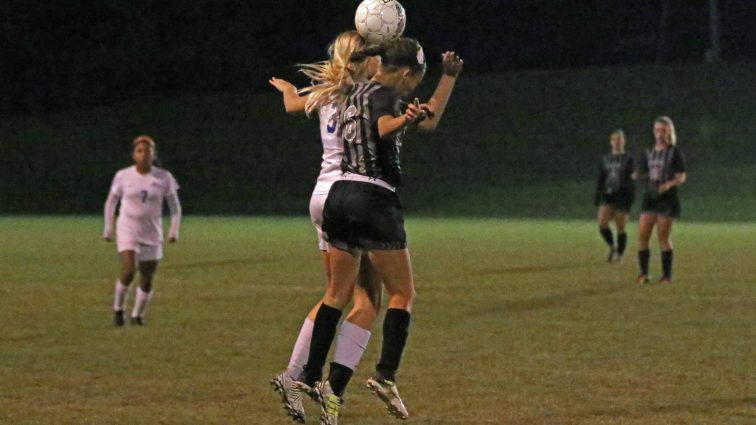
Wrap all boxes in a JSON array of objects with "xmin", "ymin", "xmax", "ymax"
[{"xmin": 3, "ymin": 1, "xmax": 756, "ymax": 218}]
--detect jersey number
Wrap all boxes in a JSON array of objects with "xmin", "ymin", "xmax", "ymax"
[
  {"xmin": 343, "ymin": 105, "xmax": 359, "ymax": 142},
  {"xmin": 140, "ymin": 190, "xmax": 148, "ymax": 203}
]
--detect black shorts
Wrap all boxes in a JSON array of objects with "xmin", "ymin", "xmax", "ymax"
[
  {"xmin": 641, "ymin": 191, "xmax": 681, "ymax": 218},
  {"xmin": 322, "ymin": 180, "xmax": 407, "ymax": 251},
  {"xmin": 599, "ymin": 190, "xmax": 634, "ymax": 212}
]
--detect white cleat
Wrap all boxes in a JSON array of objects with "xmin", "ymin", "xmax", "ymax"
[
  {"xmin": 271, "ymin": 373, "xmax": 305, "ymax": 423},
  {"xmin": 366, "ymin": 377, "xmax": 409, "ymax": 420}
]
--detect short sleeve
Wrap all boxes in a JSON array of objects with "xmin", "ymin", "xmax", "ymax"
[
  {"xmin": 109, "ymin": 172, "xmax": 123, "ymax": 196},
  {"xmin": 369, "ymin": 86, "xmax": 400, "ymax": 129},
  {"xmin": 671, "ymin": 148, "xmax": 686, "ymax": 173}
]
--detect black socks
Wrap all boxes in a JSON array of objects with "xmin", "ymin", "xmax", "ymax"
[
  {"xmin": 638, "ymin": 249, "xmax": 650, "ymax": 275},
  {"xmin": 375, "ymin": 308, "xmax": 411, "ymax": 382},
  {"xmin": 302, "ymin": 304, "xmax": 342, "ymax": 387},
  {"xmin": 661, "ymin": 249, "xmax": 673, "ymax": 279},
  {"xmin": 328, "ymin": 362, "xmax": 354, "ymax": 397},
  {"xmin": 617, "ymin": 232, "xmax": 627, "ymax": 256},
  {"xmin": 599, "ymin": 227, "xmax": 614, "ymax": 247}
]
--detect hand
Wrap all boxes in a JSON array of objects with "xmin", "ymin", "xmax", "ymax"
[
  {"xmin": 268, "ymin": 77, "xmax": 297, "ymax": 95},
  {"xmin": 103, "ymin": 232, "xmax": 113, "ymax": 242},
  {"xmin": 169, "ymin": 236, "xmax": 178, "ymax": 243},
  {"xmin": 658, "ymin": 182, "xmax": 672, "ymax": 193},
  {"xmin": 404, "ymin": 101, "xmax": 429, "ymax": 124},
  {"xmin": 441, "ymin": 51, "xmax": 463, "ymax": 77}
]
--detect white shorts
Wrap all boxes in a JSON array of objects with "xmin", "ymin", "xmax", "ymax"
[
  {"xmin": 117, "ymin": 237, "xmax": 163, "ymax": 261},
  {"xmin": 309, "ymin": 191, "xmax": 329, "ymax": 251}
]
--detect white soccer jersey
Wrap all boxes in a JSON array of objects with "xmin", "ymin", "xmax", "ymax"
[
  {"xmin": 313, "ymin": 102, "xmax": 344, "ymax": 194},
  {"xmin": 105, "ymin": 165, "xmax": 180, "ymax": 246}
]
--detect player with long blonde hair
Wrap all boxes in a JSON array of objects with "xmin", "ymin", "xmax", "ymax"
[
  {"xmin": 268, "ymin": 31, "xmax": 382, "ymax": 424},
  {"xmin": 300, "ymin": 38, "xmax": 463, "ymax": 424},
  {"xmin": 635, "ymin": 116, "xmax": 687, "ymax": 284}
]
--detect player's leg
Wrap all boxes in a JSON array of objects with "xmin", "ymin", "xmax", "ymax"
[
  {"xmin": 326, "ymin": 256, "xmax": 382, "ymax": 399},
  {"xmin": 301, "ymin": 247, "xmax": 360, "ymax": 389},
  {"xmin": 273, "ymin": 191, "xmax": 330, "ymax": 423},
  {"xmin": 597, "ymin": 204, "xmax": 616, "ymax": 261},
  {"xmin": 365, "ymin": 248, "xmax": 413, "ymax": 419},
  {"xmin": 637, "ymin": 213, "xmax": 656, "ymax": 283},
  {"xmin": 614, "ymin": 210, "xmax": 629, "ymax": 261},
  {"xmin": 113, "ymin": 249, "xmax": 136, "ymax": 326},
  {"xmin": 131, "ymin": 259, "xmax": 157, "ymax": 325},
  {"xmin": 656, "ymin": 216, "xmax": 675, "ymax": 283}
]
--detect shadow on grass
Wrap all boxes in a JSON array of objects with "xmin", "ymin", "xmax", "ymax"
[{"xmin": 581, "ymin": 395, "xmax": 756, "ymax": 419}]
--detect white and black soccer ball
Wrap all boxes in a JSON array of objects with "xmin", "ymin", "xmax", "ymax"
[{"xmin": 354, "ymin": 0, "xmax": 407, "ymax": 46}]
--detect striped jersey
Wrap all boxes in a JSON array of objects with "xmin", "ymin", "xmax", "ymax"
[
  {"xmin": 598, "ymin": 153, "xmax": 634, "ymax": 195},
  {"xmin": 641, "ymin": 145, "xmax": 686, "ymax": 193},
  {"xmin": 337, "ymin": 81, "xmax": 405, "ymax": 187}
]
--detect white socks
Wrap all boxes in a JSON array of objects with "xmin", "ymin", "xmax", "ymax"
[
  {"xmin": 286, "ymin": 318, "xmax": 314, "ymax": 380},
  {"xmin": 113, "ymin": 280, "xmax": 130, "ymax": 311},
  {"xmin": 131, "ymin": 287, "xmax": 153, "ymax": 319},
  {"xmin": 333, "ymin": 320, "xmax": 371, "ymax": 370}
]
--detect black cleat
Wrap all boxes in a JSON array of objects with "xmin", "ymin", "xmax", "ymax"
[
  {"xmin": 114, "ymin": 310, "xmax": 125, "ymax": 327},
  {"xmin": 130, "ymin": 316, "xmax": 145, "ymax": 326}
]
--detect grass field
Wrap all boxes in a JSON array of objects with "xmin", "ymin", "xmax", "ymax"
[{"xmin": 1, "ymin": 216, "xmax": 754, "ymax": 424}]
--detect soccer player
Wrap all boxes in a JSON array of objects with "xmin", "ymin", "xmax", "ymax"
[
  {"xmin": 634, "ymin": 116, "xmax": 687, "ymax": 284},
  {"xmin": 268, "ymin": 31, "xmax": 383, "ymax": 424},
  {"xmin": 300, "ymin": 38, "xmax": 463, "ymax": 424},
  {"xmin": 595, "ymin": 129, "xmax": 635, "ymax": 262},
  {"xmin": 103, "ymin": 135, "xmax": 181, "ymax": 326}
]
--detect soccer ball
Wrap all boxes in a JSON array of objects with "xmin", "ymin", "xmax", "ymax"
[{"xmin": 355, "ymin": 0, "xmax": 407, "ymax": 46}]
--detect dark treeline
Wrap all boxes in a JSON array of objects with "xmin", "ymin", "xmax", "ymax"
[{"xmin": 4, "ymin": 0, "xmax": 756, "ymax": 115}]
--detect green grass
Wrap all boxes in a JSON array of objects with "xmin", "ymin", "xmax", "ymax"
[{"xmin": 1, "ymin": 216, "xmax": 754, "ymax": 424}]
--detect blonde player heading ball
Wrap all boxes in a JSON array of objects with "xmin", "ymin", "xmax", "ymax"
[
  {"xmin": 268, "ymin": 31, "xmax": 384, "ymax": 424},
  {"xmin": 103, "ymin": 136, "xmax": 181, "ymax": 326}
]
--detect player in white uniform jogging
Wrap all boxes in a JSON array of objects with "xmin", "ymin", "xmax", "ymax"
[
  {"xmin": 267, "ymin": 31, "xmax": 382, "ymax": 424},
  {"xmin": 103, "ymin": 135, "xmax": 181, "ymax": 327}
]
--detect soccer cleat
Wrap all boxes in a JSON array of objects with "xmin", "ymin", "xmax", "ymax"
[
  {"xmin": 130, "ymin": 316, "xmax": 145, "ymax": 326},
  {"xmin": 658, "ymin": 277, "xmax": 673, "ymax": 284},
  {"xmin": 317, "ymin": 380, "xmax": 342, "ymax": 425},
  {"xmin": 366, "ymin": 377, "xmax": 409, "ymax": 420},
  {"xmin": 270, "ymin": 373, "xmax": 306, "ymax": 423},
  {"xmin": 636, "ymin": 274, "xmax": 651, "ymax": 285},
  {"xmin": 113, "ymin": 310, "xmax": 125, "ymax": 327}
]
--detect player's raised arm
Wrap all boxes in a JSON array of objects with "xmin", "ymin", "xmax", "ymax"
[
  {"xmin": 417, "ymin": 51, "xmax": 463, "ymax": 131},
  {"xmin": 269, "ymin": 77, "xmax": 308, "ymax": 114}
]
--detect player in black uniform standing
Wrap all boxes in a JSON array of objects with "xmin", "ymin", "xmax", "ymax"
[
  {"xmin": 595, "ymin": 130, "xmax": 635, "ymax": 262},
  {"xmin": 300, "ymin": 38, "xmax": 463, "ymax": 425},
  {"xmin": 635, "ymin": 116, "xmax": 687, "ymax": 284}
]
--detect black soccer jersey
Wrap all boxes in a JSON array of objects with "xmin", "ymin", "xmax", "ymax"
[
  {"xmin": 640, "ymin": 146, "xmax": 686, "ymax": 194},
  {"xmin": 337, "ymin": 81, "xmax": 405, "ymax": 187},
  {"xmin": 597, "ymin": 153, "xmax": 634, "ymax": 195}
]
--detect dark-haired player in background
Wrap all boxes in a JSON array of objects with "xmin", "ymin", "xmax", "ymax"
[
  {"xmin": 103, "ymin": 135, "xmax": 181, "ymax": 326},
  {"xmin": 595, "ymin": 129, "xmax": 635, "ymax": 263},
  {"xmin": 634, "ymin": 116, "xmax": 687, "ymax": 284}
]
